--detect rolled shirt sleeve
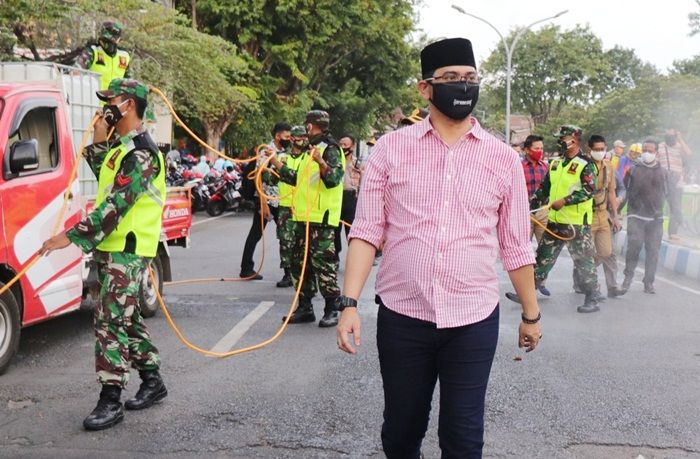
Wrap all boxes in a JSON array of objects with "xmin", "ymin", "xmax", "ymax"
[
  {"xmin": 498, "ymin": 155, "xmax": 537, "ymax": 271},
  {"xmin": 348, "ymin": 141, "xmax": 388, "ymax": 249}
]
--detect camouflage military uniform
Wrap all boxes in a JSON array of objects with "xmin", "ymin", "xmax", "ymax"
[
  {"xmin": 530, "ymin": 150, "xmax": 599, "ymax": 293},
  {"xmin": 278, "ymin": 134, "xmax": 344, "ymax": 306},
  {"xmin": 276, "ymin": 205, "xmax": 296, "ymax": 272},
  {"xmin": 66, "ymin": 132, "xmax": 162, "ymax": 388}
]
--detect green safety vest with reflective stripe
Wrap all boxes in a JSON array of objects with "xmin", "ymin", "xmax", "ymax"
[
  {"xmin": 278, "ymin": 153, "xmax": 303, "ymax": 208},
  {"xmin": 292, "ymin": 142, "xmax": 345, "ymax": 226},
  {"xmin": 89, "ymin": 46, "xmax": 130, "ymax": 91},
  {"xmin": 95, "ymin": 136, "xmax": 166, "ymax": 257},
  {"xmin": 547, "ymin": 155, "xmax": 593, "ymax": 225}
]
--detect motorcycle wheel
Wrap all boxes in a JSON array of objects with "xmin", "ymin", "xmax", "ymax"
[{"xmin": 206, "ymin": 200, "xmax": 225, "ymax": 217}]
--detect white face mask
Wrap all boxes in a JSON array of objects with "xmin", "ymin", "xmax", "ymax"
[
  {"xmin": 591, "ymin": 150, "xmax": 606, "ymax": 161},
  {"xmin": 641, "ymin": 152, "xmax": 656, "ymax": 164}
]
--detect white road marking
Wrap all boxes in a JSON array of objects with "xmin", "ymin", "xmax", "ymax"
[
  {"xmin": 637, "ymin": 268, "xmax": 700, "ymax": 296},
  {"xmin": 209, "ymin": 301, "xmax": 275, "ymax": 353},
  {"xmin": 192, "ymin": 214, "xmax": 229, "ymax": 227}
]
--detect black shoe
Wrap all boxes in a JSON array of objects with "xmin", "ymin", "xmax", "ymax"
[
  {"xmin": 240, "ymin": 271, "xmax": 263, "ymax": 280},
  {"xmin": 505, "ymin": 292, "xmax": 522, "ymax": 304},
  {"xmin": 577, "ymin": 293, "xmax": 600, "ymax": 313},
  {"xmin": 276, "ymin": 271, "xmax": 293, "ymax": 288},
  {"xmin": 125, "ymin": 371, "xmax": 168, "ymax": 411},
  {"xmin": 283, "ymin": 302, "xmax": 315, "ymax": 324},
  {"xmin": 643, "ymin": 283, "xmax": 656, "ymax": 294},
  {"xmin": 83, "ymin": 386, "xmax": 124, "ymax": 431},
  {"xmin": 319, "ymin": 298, "xmax": 339, "ymax": 328},
  {"xmin": 607, "ymin": 286, "xmax": 622, "ymax": 298},
  {"xmin": 537, "ymin": 285, "xmax": 551, "ymax": 296}
]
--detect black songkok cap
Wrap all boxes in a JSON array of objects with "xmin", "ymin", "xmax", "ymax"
[{"xmin": 420, "ymin": 38, "xmax": 476, "ymax": 79}]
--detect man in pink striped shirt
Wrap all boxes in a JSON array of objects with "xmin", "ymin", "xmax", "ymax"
[{"xmin": 336, "ymin": 38, "xmax": 542, "ymax": 458}]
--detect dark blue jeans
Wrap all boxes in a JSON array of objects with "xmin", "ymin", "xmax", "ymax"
[{"xmin": 376, "ymin": 299, "xmax": 499, "ymax": 459}]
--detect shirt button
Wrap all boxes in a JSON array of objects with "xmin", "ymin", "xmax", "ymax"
[
  {"xmin": 444, "ymin": 200, "xmax": 449, "ymax": 207},
  {"xmin": 441, "ymin": 226, "xmax": 446, "ymax": 232},
  {"xmin": 447, "ymin": 175, "xmax": 451, "ymax": 180}
]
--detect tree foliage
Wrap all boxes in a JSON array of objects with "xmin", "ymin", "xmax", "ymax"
[
  {"xmin": 185, "ymin": 0, "xmax": 421, "ymax": 146},
  {"xmin": 690, "ymin": 0, "xmax": 700, "ymax": 36},
  {"xmin": 480, "ymin": 25, "xmax": 658, "ymax": 131}
]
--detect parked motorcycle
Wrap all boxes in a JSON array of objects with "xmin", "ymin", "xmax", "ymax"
[{"xmin": 206, "ymin": 168, "xmax": 243, "ymax": 216}]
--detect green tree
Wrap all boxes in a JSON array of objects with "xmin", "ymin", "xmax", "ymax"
[
  {"xmin": 480, "ymin": 25, "xmax": 658, "ymax": 135},
  {"xmin": 672, "ymin": 55, "xmax": 700, "ymax": 77},
  {"xmin": 690, "ymin": 0, "xmax": 700, "ymax": 36},
  {"xmin": 186, "ymin": 0, "xmax": 420, "ymax": 146}
]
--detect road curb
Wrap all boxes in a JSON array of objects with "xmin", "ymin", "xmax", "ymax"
[{"xmin": 615, "ymin": 230, "xmax": 700, "ymax": 281}]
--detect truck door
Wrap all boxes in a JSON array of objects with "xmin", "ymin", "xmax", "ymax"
[{"xmin": 1, "ymin": 94, "xmax": 83, "ymax": 325}]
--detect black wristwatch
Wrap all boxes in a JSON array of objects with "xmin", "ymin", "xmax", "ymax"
[{"xmin": 337, "ymin": 295, "xmax": 358, "ymax": 311}]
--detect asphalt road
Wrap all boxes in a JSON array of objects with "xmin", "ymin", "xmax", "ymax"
[{"xmin": 1, "ymin": 210, "xmax": 699, "ymax": 459}]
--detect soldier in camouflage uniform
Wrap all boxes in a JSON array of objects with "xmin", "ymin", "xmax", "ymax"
[
  {"xmin": 268, "ymin": 111, "xmax": 345, "ymax": 327},
  {"xmin": 41, "ymin": 79, "xmax": 167, "ymax": 430},
  {"xmin": 76, "ymin": 21, "xmax": 130, "ymax": 90},
  {"xmin": 273, "ymin": 126, "xmax": 308, "ymax": 285},
  {"xmin": 506, "ymin": 125, "xmax": 600, "ymax": 313}
]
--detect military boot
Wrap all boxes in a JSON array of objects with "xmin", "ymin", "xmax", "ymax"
[
  {"xmin": 577, "ymin": 292, "xmax": 600, "ymax": 313},
  {"xmin": 318, "ymin": 297, "xmax": 339, "ymax": 328},
  {"xmin": 83, "ymin": 385, "xmax": 124, "ymax": 431},
  {"xmin": 284, "ymin": 299, "xmax": 315, "ymax": 324},
  {"xmin": 276, "ymin": 269, "xmax": 293, "ymax": 288},
  {"xmin": 125, "ymin": 370, "xmax": 168, "ymax": 410}
]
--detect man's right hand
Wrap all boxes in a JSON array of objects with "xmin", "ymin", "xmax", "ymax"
[
  {"xmin": 93, "ymin": 111, "xmax": 108, "ymax": 143},
  {"xmin": 337, "ymin": 308, "xmax": 361, "ymax": 354},
  {"xmin": 550, "ymin": 198, "xmax": 566, "ymax": 211}
]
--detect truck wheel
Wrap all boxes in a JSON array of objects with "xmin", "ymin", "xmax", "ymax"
[
  {"xmin": 0, "ymin": 283, "xmax": 21, "ymax": 375},
  {"xmin": 140, "ymin": 255, "xmax": 164, "ymax": 318},
  {"xmin": 206, "ymin": 200, "xmax": 224, "ymax": 217}
]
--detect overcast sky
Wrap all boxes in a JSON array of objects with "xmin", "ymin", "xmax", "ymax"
[{"xmin": 418, "ymin": 0, "xmax": 699, "ymax": 73}]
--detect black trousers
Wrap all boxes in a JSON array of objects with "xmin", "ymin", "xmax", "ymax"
[
  {"xmin": 376, "ymin": 298, "xmax": 499, "ymax": 459},
  {"xmin": 624, "ymin": 217, "xmax": 663, "ymax": 285},
  {"xmin": 240, "ymin": 203, "xmax": 278, "ymax": 274},
  {"xmin": 334, "ymin": 189, "xmax": 357, "ymax": 255}
]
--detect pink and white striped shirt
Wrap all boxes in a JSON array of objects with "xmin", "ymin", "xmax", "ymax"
[{"xmin": 349, "ymin": 117, "xmax": 535, "ymax": 328}]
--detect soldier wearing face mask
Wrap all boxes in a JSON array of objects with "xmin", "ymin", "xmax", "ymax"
[
  {"xmin": 573, "ymin": 135, "xmax": 622, "ymax": 300},
  {"xmin": 507, "ymin": 125, "xmax": 601, "ymax": 313},
  {"xmin": 40, "ymin": 79, "xmax": 168, "ymax": 430},
  {"xmin": 620, "ymin": 139, "xmax": 668, "ymax": 294},
  {"xmin": 76, "ymin": 21, "xmax": 130, "ymax": 91}
]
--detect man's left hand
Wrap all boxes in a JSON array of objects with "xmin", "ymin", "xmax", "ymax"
[
  {"xmin": 310, "ymin": 147, "xmax": 322, "ymax": 164},
  {"xmin": 519, "ymin": 321, "xmax": 542, "ymax": 353},
  {"xmin": 39, "ymin": 232, "xmax": 72, "ymax": 256},
  {"xmin": 612, "ymin": 217, "xmax": 622, "ymax": 232}
]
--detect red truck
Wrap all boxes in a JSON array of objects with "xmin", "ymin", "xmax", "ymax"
[{"xmin": 0, "ymin": 63, "xmax": 191, "ymax": 374}]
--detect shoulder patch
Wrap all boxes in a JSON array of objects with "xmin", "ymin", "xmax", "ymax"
[
  {"xmin": 106, "ymin": 148, "xmax": 122, "ymax": 170},
  {"xmin": 568, "ymin": 162, "xmax": 579, "ymax": 174}
]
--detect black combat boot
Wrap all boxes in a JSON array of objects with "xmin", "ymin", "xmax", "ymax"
[
  {"xmin": 124, "ymin": 370, "xmax": 168, "ymax": 411},
  {"xmin": 83, "ymin": 385, "xmax": 124, "ymax": 431},
  {"xmin": 318, "ymin": 297, "xmax": 339, "ymax": 328},
  {"xmin": 283, "ymin": 299, "xmax": 316, "ymax": 324},
  {"xmin": 577, "ymin": 292, "xmax": 600, "ymax": 313},
  {"xmin": 276, "ymin": 269, "xmax": 293, "ymax": 288}
]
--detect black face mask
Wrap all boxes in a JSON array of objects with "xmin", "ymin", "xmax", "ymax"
[
  {"xmin": 279, "ymin": 139, "xmax": 292, "ymax": 149},
  {"xmin": 342, "ymin": 147, "xmax": 353, "ymax": 155},
  {"xmin": 293, "ymin": 140, "xmax": 307, "ymax": 150},
  {"xmin": 665, "ymin": 135, "xmax": 677, "ymax": 146},
  {"xmin": 557, "ymin": 139, "xmax": 571, "ymax": 154},
  {"xmin": 430, "ymin": 82, "xmax": 479, "ymax": 120},
  {"xmin": 99, "ymin": 38, "xmax": 118, "ymax": 56},
  {"xmin": 103, "ymin": 100, "xmax": 129, "ymax": 128}
]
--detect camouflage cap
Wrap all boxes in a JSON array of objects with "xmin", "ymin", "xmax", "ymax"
[
  {"xmin": 101, "ymin": 20, "xmax": 123, "ymax": 40},
  {"xmin": 305, "ymin": 110, "xmax": 330, "ymax": 129},
  {"xmin": 290, "ymin": 125, "xmax": 307, "ymax": 137},
  {"xmin": 553, "ymin": 124, "xmax": 583, "ymax": 138},
  {"xmin": 97, "ymin": 78, "xmax": 149, "ymax": 102}
]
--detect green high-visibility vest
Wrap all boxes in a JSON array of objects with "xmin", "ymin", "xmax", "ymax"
[
  {"xmin": 278, "ymin": 152, "xmax": 303, "ymax": 208},
  {"xmin": 547, "ymin": 155, "xmax": 593, "ymax": 225},
  {"xmin": 89, "ymin": 45, "xmax": 130, "ymax": 91},
  {"xmin": 95, "ymin": 135, "xmax": 166, "ymax": 257},
  {"xmin": 292, "ymin": 142, "xmax": 345, "ymax": 226}
]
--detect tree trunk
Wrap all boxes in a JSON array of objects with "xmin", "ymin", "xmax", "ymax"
[
  {"xmin": 203, "ymin": 119, "xmax": 232, "ymax": 162},
  {"xmin": 191, "ymin": 0, "xmax": 197, "ymax": 30}
]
